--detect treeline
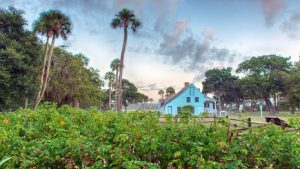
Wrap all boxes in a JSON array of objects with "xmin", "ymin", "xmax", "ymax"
[
  {"xmin": 0, "ymin": 7, "xmax": 148, "ymax": 111},
  {"xmin": 202, "ymin": 55, "xmax": 300, "ymax": 114}
]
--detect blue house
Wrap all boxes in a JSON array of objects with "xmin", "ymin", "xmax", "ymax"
[{"xmin": 159, "ymin": 82, "xmax": 217, "ymax": 116}]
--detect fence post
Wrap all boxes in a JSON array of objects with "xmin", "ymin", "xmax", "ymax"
[
  {"xmin": 280, "ymin": 120, "xmax": 286, "ymax": 129},
  {"xmin": 247, "ymin": 118, "xmax": 251, "ymax": 128}
]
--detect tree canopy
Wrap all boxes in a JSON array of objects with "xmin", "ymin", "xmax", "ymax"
[{"xmin": 0, "ymin": 7, "xmax": 41, "ymax": 111}]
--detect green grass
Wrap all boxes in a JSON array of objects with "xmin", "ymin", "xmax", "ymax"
[{"xmin": 226, "ymin": 111, "xmax": 300, "ymax": 122}]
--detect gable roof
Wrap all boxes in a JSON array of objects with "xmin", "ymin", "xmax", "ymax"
[{"xmin": 162, "ymin": 83, "xmax": 200, "ymax": 106}]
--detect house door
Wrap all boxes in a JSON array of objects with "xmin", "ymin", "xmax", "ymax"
[{"xmin": 167, "ymin": 106, "xmax": 172, "ymax": 114}]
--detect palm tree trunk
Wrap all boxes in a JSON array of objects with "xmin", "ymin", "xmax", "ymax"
[
  {"xmin": 108, "ymin": 83, "xmax": 112, "ymax": 109},
  {"xmin": 34, "ymin": 35, "xmax": 56, "ymax": 110},
  {"xmin": 115, "ymin": 69, "xmax": 119, "ymax": 90},
  {"xmin": 114, "ymin": 69, "xmax": 119, "ymax": 110},
  {"xmin": 34, "ymin": 36, "xmax": 49, "ymax": 109},
  {"xmin": 117, "ymin": 27, "xmax": 128, "ymax": 111}
]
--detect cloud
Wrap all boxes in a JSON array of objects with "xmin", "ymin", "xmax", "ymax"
[
  {"xmin": 157, "ymin": 21, "xmax": 238, "ymax": 81},
  {"xmin": 1, "ymin": 0, "xmax": 180, "ymax": 34},
  {"xmin": 259, "ymin": 0, "xmax": 284, "ymax": 27},
  {"xmin": 202, "ymin": 27, "xmax": 214, "ymax": 41},
  {"xmin": 137, "ymin": 82, "xmax": 160, "ymax": 91},
  {"xmin": 280, "ymin": 12, "xmax": 300, "ymax": 39}
]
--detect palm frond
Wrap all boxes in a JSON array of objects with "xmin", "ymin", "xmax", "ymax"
[
  {"xmin": 131, "ymin": 18, "xmax": 141, "ymax": 32},
  {"xmin": 111, "ymin": 18, "xmax": 121, "ymax": 29},
  {"xmin": 33, "ymin": 9, "xmax": 72, "ymax": 40}
]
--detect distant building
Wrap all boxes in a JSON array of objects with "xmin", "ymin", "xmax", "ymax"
[{"xmin": 159, "ymin": 82, "xmax": 217, "ymax": 115}]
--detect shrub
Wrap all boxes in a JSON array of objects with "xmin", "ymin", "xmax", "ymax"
[
  {"xmin": 0, "ymin": 104, "xmax": 299, "ymax": 168},
  {"xmin": 177, "ymin": 105, "xmax": 194, "ymax": 119}
]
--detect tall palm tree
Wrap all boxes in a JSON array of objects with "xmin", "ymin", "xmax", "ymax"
[
  {"xmin": 110, "ymin": 58, "xmax": 120, "ymax": 88},
  {"xmin": 105, "ymin": 71, "xmax": 115, "ymax": 109},
  {"xmin": 158, "ymin": 89, "xmax": 165, "ymax": 99},
  {"xmin": 33, "ymin": 10, "xmax": 72, "ymax": 110},
  {"xmin": 111, "ymin": 8, "xmax": 141, "ymax": 111}
]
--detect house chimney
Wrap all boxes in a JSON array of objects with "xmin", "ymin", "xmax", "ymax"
[{"xmin": 184, "ymin": 82, "xmax": 189, "ymax": 87}]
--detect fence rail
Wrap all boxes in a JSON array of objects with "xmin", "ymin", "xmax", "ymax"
[{"xmin": 158, "ymin": 116, "xmax": 300, "ymax": 142}]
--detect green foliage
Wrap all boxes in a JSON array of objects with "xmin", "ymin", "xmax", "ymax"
[
  {"xmin": 228, "ymin": 125, "xmax": 300, "ymax": 168},
  {"xmin": 1, "ymin": 105, "xmax": 299, "ymax": 168},
  {"xmin": 0, "ymin": 157, "xmax": 11, "ymax": 167},
  {"xmin": 111, "ymin": 8, "xmax": 141, "ymax": 32},
  {"xmin": 121, "ymin": 79, "xmax": 149, "ymax": 109},
  {"xmin": 202, "ymin": 67, "xmax": 235, "ymax": 95},
  {"xmin": 177, "ymin": 105, "xmax": 194, "ymax": 119},
  {"xmin": 202, "ymin": 67, "xmax": 240, "ymax": 111},
  {"xmin": 236, "ymin": 55, "xmax": 292, "ymax": 113},
  {"xmin": 0, "ymin": 7, "xmax": 42, "ymax": 111},
  {"xmin": 283, "ymin": 64, "xmax": 300, "ymax": 113},
  {"xmin": 44, "ymin": 48, "xmax": 104, "ymax": 108},
  {"xmin": 287, "ymin": 117, "xmax": 300, "ymax": 128}
]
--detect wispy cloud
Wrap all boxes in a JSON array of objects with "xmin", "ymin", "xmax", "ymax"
[
  {"xmin": 259, "ymin": 0, "xmax": 284, "ymax": 27},
  {"xmin": 280, "ymin": 12, "xmax": 300, "ymax": 39},
  {"xmin": 137, "ymin": 82, "xmax": 160, "ymax": 91}
]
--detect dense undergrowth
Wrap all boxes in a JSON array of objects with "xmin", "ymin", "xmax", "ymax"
[{"xmin": 0, "ymin": 103, "xmax": 299, "ymax": 168}]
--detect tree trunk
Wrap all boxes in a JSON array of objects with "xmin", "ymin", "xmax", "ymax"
[
  {"xmin": 273, "ymin": 93, "xmax": 278, "ymax": 113},
  {"xmin": 34, "ymin": 35, "xmax": 56, "ymax": 110},
  {"xmin": 235, "ymin": 98, "xmax": 240, "ymax": 112},
  {"xmin": 115, "ymin": 69, "xmax": 119, "ymax": 90},
  {"xmin": 217, "ymin": 93, "xmax": 222, "ymax": 112},
  {"xmin": 34, "ymin": 36, "xmax": 49, "ymax": 109},
  {"xmin": 264, "ymin": 94, "xmax": 276, "ymax": 114},
  {"xmin": 250, "ymin": 99, "xmax": 254, "ymax": 112},
  {"xmin": 108, "ymin": 84, "xmax": 112, "ymax": 109},
  {"xmin": 74, "ymin": 100, "xmax": 80, "ymax": 108},
  {"xmin": 116, "ymin": 26, "xmax": 128, "ymax": 111},
  {"xmin": 24, "ymin": 97, "xmax": 28, "ymax": 109},
  {"xmin": 242, "ymin": 97, "xmax": 246, "ymax": 112}
]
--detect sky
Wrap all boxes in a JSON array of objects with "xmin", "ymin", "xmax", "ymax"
[{"xmin": 1, "ymin": 0, "xmax": 300, "ymax": 101}]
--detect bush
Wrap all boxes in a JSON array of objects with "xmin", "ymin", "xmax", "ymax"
[
  {"xmin": 0, "ymin": 104, "xmax": 299, "ymax": 168},
  {"xmin": 177, "ymin": 105, "xmax": 194, "ymax": 119}
]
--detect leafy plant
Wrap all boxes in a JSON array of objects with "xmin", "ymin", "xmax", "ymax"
[
  {"xmin": 0, "ymin": 104, "xmax": 299, "ymax": 168},
  {"xmin": 0, "ymin": 157, "xmax": 11, "ymax": 167}
]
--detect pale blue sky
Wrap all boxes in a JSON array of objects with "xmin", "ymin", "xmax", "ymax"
[{"xmin": 1, "ymin": 0, "xmax": 300, "ymax": 100}]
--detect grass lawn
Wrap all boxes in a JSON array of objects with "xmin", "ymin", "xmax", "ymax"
[{"xmin": 226, "ymin": 111, "xmax": 300, "ymax": 123}]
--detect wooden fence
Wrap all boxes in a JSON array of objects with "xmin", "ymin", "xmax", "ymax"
[
  {"xmin": 158, "ymin": 116, "xmax": 263, "ymax": 128},
  {"xmin": 158, "ymin": 116, "xmax": 300, "ymax": 142}
]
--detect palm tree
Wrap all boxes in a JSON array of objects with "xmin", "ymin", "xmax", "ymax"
[
  {"xmin": 158, "ymin": 89, "xmax": 165, "ymax": 99},
  {"xmin": 110, "ymin": 58, "xmax": 120, "ymax": 89},
  {"xmin": 105, "ymin": 71, "xmax": 115, "ymax": 110},
  {"xmin": 111, "ymin": 8, "xmax": 141, "ymax": 111},
  {"xmin": 33, "ymin": 10, "xmax": 72, "ymax": 110},
  {"xmin": 166, "ymin": 87, "xmax": 175, "ymax": 97},
  {"xmin": 165, "ymin": 93, "xmax": 170, "ymax": 99}
]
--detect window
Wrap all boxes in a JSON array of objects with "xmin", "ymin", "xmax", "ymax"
[
  {"xmin": 186, "ymin": 97, "xmax": 191, "ymax": 103},
  {"xmin": 190, "ymin": 87, "xmax": 195, "ymax": 95},
  {"xmin": 195, "ymin": 97, "xmax": 199, "ymax": 102},
  {"xmin": 213, "ymin": 102, "xmax": 215, "ymax": 109},
  {"xmin": 177, "ymin": 107, "xmax": 181, "ymax": 113}
]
